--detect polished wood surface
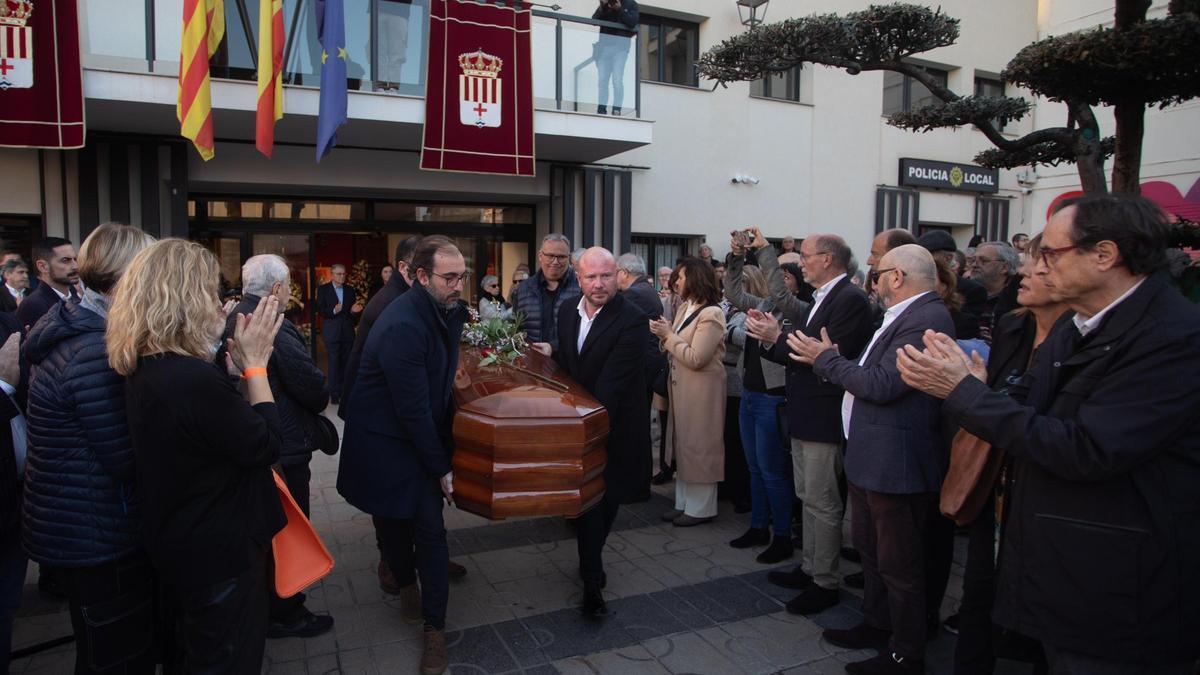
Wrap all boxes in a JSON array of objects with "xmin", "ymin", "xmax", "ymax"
[{"xmin": 452, "ymin": 346, "xmax": 609, "ymax": 520}]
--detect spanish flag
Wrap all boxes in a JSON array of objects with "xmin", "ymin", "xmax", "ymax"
[
  {"xmin": 177, "ymin": 0, "xmax": 225, "ymax": 161},
  {"xmin": 255, "ymin": 0, "xmax": 285, "ymax": 157}
]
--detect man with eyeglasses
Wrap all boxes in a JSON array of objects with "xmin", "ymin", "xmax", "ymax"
[
  {"xmin": 787, "ymin": 244, "xmax": 954, "ymax": 674},
  {"xmin": 748, "ymin": 234, "xmax": 874, "ymax": 616},
  {"xmin": 897, "ymin": 194, "xmax": 1200, "ymax": 674},
  {"xmin": 337, "ymin": 235, "xmax": 469, "ymax": 675},
  {"xmin": 968, "ymin": 241, "xmax": 1021, "ymax": 343},
  {"xmin": 517, "ymin": 234, "xmax": 581, "ymax": 355}
]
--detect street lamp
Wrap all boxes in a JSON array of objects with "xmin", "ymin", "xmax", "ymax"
[{"xmin": 736, "ymin": 0, "xmax": 769, "ymax": 28}]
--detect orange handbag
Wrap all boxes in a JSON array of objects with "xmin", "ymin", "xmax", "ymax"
[{"xmin": 272, "ymin": 471, "xmax": 335, "ymax": 597}]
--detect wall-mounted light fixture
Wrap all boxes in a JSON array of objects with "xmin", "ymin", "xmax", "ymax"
[{"xmin": 736, "ymin": 0, "xmax": 769, "ymax": 28}]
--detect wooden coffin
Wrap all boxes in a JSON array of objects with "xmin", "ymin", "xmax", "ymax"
[{"xmin": 451, "ymin": 346, "xmax": 608, "ymax": 520}]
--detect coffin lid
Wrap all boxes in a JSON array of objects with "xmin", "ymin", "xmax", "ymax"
[{"xmin": 454, "ymin": 347, "xmax": 604, "ymax": 420}]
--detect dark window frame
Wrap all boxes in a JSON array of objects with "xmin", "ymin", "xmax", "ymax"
[
  {"xmin": 639, "ymin": 14, "xmax": 700, "ymax": 87},
  {"xmin": 882, "ymin": 66, "xmax": 951, "ymax": 116},
  {"xmin": 751, "ymin": 65, "xmax": 801, "ymax": 102},
  {"xmin": 973, "ymin": 76, "xmax": 1008, "ymax": 133}
]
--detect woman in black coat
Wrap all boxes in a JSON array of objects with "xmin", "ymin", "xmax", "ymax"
[
  {"xmin": 21, "ymin": 223, "xmax": 156, "ymax": 674},
  {"xmin": 109, "ymin": 240, "xmax": 286, "ymax": 674}
]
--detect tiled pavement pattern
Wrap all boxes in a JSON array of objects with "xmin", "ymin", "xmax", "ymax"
[{"xmin": 10, "ymin": 408, "xmax": 1036, "ymax": 674}]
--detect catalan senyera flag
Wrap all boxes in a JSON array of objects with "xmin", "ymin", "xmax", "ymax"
[
  {"xmin": 255, "ymin": 0, "xmax": 284, "ymax": 157},
  {"xmin": 177, "ymin": 0, "xmax": 225, "ymax": 161}
]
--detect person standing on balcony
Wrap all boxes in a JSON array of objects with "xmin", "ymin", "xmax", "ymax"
[{"xmin": 593, "ymin": 0, "xmax": 639, "ymax": 116}]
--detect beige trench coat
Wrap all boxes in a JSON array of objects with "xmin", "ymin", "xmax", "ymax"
[{"xmin": 662, "ymin": 303, "xmax": 727, "ymax": 484}]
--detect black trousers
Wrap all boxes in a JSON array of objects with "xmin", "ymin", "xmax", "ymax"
[
  {"xmin": 59, "ymin": 552, "xmax": 157, "ymax": 675},
  {"xmin": 324, "ymin": 339, "xmax": 353, "ymax": 400},
  {"xmin": 375, "ymin": 480, "xmax": 448, "ymax": 630},
  {"xmin": 718, "ymin": 396, "xmax": 751, "ymax": 505},
  {"xmin": 576, "ymin": 494, "xmax": 622, "ymax": 591},
  {"xmin": 923, "ymin": 500, "xmax": 956, "ymax": 621},
  {"xmin": 954, "ymin": 491, "xmax": 997, "ymax": 675},
  {"xmin": 269, "ymin": 461, "xmax": 312, "ymax": 622},
  {"xmin": 170, "ymin": 547, "xmax": 269, "ymax": 675},
  {"xmin": 656, "ymin": 409, "xmax": 671, "ymax": 475}
]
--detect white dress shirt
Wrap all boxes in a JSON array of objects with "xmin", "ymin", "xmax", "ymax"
[
  {"xmin": 0, "ymin": 380, "xmax": 27, "ymax": 477},
  {"xmin": 576, "ymin": 296, "xmax": 603, "ymax": 353},
  {"xmin": 6, "ymin": 285, "xmax": 22, "ymax": 300},
  {"xmin": 1072, "ymin": 277, "xmax": 1145, "ymax": 338},
  {"xmin": 806, "ymin": 273, "xmax": 847, "ymax": 327},
  {"xmin": 50, "ymin": 285, "xmax": 69, "ymax": 301},
  {"xmin": 840, "ymin": 291, "xmax": 931, "ymax": 439}
]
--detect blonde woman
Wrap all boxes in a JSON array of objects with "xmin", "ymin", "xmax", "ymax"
[
  {"xmin": 649, "ymin": 258, "xmax": 727, "ymax": 526},
  {"xmin": 21, "ymin": 223, "xmax": 155, "ymax": 674},
  {"xmin": 109, "ymin": 240, "xmax": 285, "ymax": 673}
]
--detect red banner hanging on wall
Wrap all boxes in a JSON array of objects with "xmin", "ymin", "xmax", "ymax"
[
  {"xmin": 0, "ymin": 0, "xmax": 85, "ymax": 149},
  {"xmin": 420, "ymin": 0, "xmax": 535, "ymax": 177}
]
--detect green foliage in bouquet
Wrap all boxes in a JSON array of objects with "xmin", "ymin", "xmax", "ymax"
[{"xmin": 462, "ymin": 308, "xmax": 528, "ymax": 366}]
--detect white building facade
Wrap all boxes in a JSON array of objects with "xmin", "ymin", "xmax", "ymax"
[{"xmin": 0, "ymin": 0, "xmax": 1195, "ymax": 316}]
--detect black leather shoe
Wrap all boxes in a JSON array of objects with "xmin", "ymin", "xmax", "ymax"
[
  {"xmin": 448, "ymin": 559, "xmax": 468, "ymax": 581},
  {"xmin": 268, "ymin": 609, "xmax": 335, "ymax": 639},
  {"xmin": 822, "ymin": 622, "xmax": 890, "ymax": 650},
  {"xmin": 596, "ymin": 105, "xmax": 608, "ymax": 115},
  {"xmin": 767, "ymin": 566, "xmax": 812, "ymax": 590},
  {"xmin": 755, "ymin": 536, "xmax": 794, "ymax": 564},
  {"xmin": 729, "ymin": 527, "xmax": 769, "ymax": 549},
  {"xmin": 844, "ymin": 651, "xmax": 924, "ymax": 674},
  {"xmin": 581, "ymin": 588, "xmax": 607, "ymax": 617},
  {"xmin": 733, "ymin": 499, "xmax": 752, "ymax": 514},
  {"xmin": 841, "ymin": 546, "xmax": 861, "ymax": 563},
  {"xmin": 844, "ymin": 571, "xmax": 865, "ymax": 589},
  {"xmin": 651, "ymin": 470, "xmax": 674, "ymax": 485},
  {"xmin": 785, "ymin": 585, "xmax": 839, "ymax": 615}
]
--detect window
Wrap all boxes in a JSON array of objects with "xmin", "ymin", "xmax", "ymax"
[
  {"xmin": 631, "ymin": 235, "xmax": 689, "ymax": 287},
  {"xmin": 639, "ymin": 15, "xmax": 699, "ymax": 86},
  {"xmin": 751, "ymin": 65, "xmax": 801, "ymax": 102},
  {"xmin": 974, "ymin": 77, "xmax": 1007, "ymax": 132},
  {"xmin": 882, "ymin": 67, "xmax": 950, "ymax": 116}
]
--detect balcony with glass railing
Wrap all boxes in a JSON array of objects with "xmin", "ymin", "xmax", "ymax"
[{"xmin": 81, "ymin": 0, "xmax": 641, "ymax": 119}]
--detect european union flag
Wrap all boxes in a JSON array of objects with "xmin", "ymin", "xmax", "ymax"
[{"xmin": 316, "ymin": 0, "xmax": 347, "ymax": 161}]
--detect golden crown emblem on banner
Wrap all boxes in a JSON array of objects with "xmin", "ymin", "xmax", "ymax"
[
  {"xmin": 0, "ymin": 0, "xmax": 33, "ymax": 27},
  {"xmin": 458, "ymin": 49, "xmax": 503, "ymax": 79}
]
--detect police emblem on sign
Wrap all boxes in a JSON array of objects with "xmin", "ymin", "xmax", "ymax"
[
  {"xmin": 0, "ymin": 0, "xmax": 33, "ymax": 90},
  {"xmin": 458, "ymin": 49, "xmax": 502, "ymax": 129}
]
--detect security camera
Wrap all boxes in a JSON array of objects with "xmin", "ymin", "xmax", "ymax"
[{"xmin": 1020, "ymin": 187, "xmax": 1033, "ymax": 195}]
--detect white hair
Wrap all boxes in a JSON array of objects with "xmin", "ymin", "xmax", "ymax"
[
  {"xmin": 616, "ymin": 252, "xmax": 646, "ymax": 276},
  {"xmin": 979, "ymin": 241, "xmax": 1021, "ymax": 275},
  {"xmin": 542, "ymin": 233, "xmax": 571, "ymax": 249},
  {"xmin": 242, "ymin": 254, "xmax": 290, "ymax": 297}
]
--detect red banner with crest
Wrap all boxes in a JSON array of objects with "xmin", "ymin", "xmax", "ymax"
[
  {"xmin": 420, "ymin": 0, "xmax": 534, "ymax": 177},
  {"xmin": 0, "ymin": 0, "xmax": 84, "ymax": 149}
]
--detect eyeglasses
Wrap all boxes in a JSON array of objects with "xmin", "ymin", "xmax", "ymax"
[
  {"xmin": 430, "ymin": 270, "xmax": 470, "ymax": 286},
  {"xmin": 1036, "ymin": 244, "xmax": 1080, "ymax": 265},
  {"xmin": 869, "ymin": 267, "xmax": 900, "ymax": 284},
  {"xmin": 539, "ymin": 251, "xmax": 569, "ymax": 263}
]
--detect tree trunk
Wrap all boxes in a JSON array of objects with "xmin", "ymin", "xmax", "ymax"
[
  {"xmin": 1111, "ymin": 102, "xmax": 1145, "ymax": 194},
  {"xmin": 1071, "ymin": 104, "xmax": 1108, "ymax": 193}
]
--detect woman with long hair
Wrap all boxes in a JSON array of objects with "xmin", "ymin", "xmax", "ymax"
[
  {"xmin": 22, "ymin": 223, "xmax": 156, "ymax": 674},
  {"xmin": 110, "ymin": 239, "xmax": 286, "ymax": 673},
  {"xmin": 649, "ymin": 258, "xmax": 727, "ymax": 526}
]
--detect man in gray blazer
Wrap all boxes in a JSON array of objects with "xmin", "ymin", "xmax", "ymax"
[{"xmin": 786, "ymin": 244, "xmax": 954, "ymax": 675}]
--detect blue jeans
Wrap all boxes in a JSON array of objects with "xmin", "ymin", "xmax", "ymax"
[
  {"xmin": 595, "ymin": 36, "xmax": 630, "ymax": 111},
  {"xmin": 739, "ymin": 391, "xmax": 793, "ymax": 535}
]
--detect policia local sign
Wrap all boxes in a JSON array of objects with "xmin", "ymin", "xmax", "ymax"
[{"xmin": 899, "ymin": 158, "xmax": 999, "ymax": 194}]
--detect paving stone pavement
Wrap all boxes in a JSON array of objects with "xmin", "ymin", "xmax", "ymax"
[{"xmin": 9, "ymin": 407, "xmax": 1039, "ymax": 674}]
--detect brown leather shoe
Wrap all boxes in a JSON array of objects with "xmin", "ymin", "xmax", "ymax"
[
  {"xmin": 378, "ymin": 559, "xmax": 401, "ymax": 595},
  {"xmin": 421, "ymin": 626, "xmax": 448, "ymax": 675},
  {"xmin": 399, "ymin": 583, "xmax": 423, "ymax": 625}
]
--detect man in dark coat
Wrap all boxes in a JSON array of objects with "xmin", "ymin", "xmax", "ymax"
[
  {"xmin": 789, "ymin": 244, "xmax": 954, "ymax": 674},
  {"xmin": 315, "ymin": 264, "xmax": 361, "ymax": 404},
  {"xmin": 17, "ymin": 237, "xmax": 78, "ymax": 331},
  {"xmin": 222, "ymin": 254, "xmax": 333, "ymax": 639},
  {"xmin": 751, "ymin": 234, "xmax": 874, "ymax": 616},
  {"xmin": 555, "ymin": 248, "xmax": 650, "ymax": 616},
  {"xmin": 517, "ymin": 234, "xmax": 581, "ymax": 354},
  {"xmin": 899, "ymin": 194, "xmax": 1200, "ymax": 673},
  {"xmin": 917, "ymin": 230, "xmax": 987, "ymax": 339},
  {"xmin": 337, "ymin": 236, "xmax": 468, "ymax": 675}
]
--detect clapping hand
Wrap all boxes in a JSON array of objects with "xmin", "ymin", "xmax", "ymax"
[
  {"xmin": 896, "ymin": 330, "xmax": 986, "ymax": 399},
  {"xmin": 744, "ymin": 310, "xmax": 781, "ymax": 345},
  {"xmin": 787, "ymin": 327, "xmax": 837, "ymax": 365},
  {"xmin": 649, "ymin": 317, "xmax": 671, "ymax": 340},
  {"xmin": 226, "ymin": 295, "xmax": 284, "ymax": 371}
]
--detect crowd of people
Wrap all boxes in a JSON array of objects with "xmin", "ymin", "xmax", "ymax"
[{"xmin": 0, "ymin": 190, "xmax": 1197, "ymax": 675}]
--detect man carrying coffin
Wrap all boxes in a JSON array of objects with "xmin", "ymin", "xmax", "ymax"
[{"xmin": 553, "ymin": 247, "xmax": 651, "ymax": 616}]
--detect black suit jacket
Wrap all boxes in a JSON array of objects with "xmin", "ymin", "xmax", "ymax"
[
  {"xmin": 554, "ymin": 294, "xmax": 651, "ymax": 504},
  {"xmin": 0, "ymin": 288, "xmax": 19, "ymax": 314},
  {"xmin": 317, "ymin": 282, "xmax": 357, "ymax": 345},
  {"xmin": 337, "ymin": 286, "xmax": 467, "ymax": 518},
  {"xmin": 339, "ymin": 273, "xmax": 411, "ymax": 418},
  {"xmin": 16, "ymin": 282, "xmax": 65, "ymax": 332},
  {"xmin": 765, "ymin": 276, "xmax": 874, "ymax": 443}
]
